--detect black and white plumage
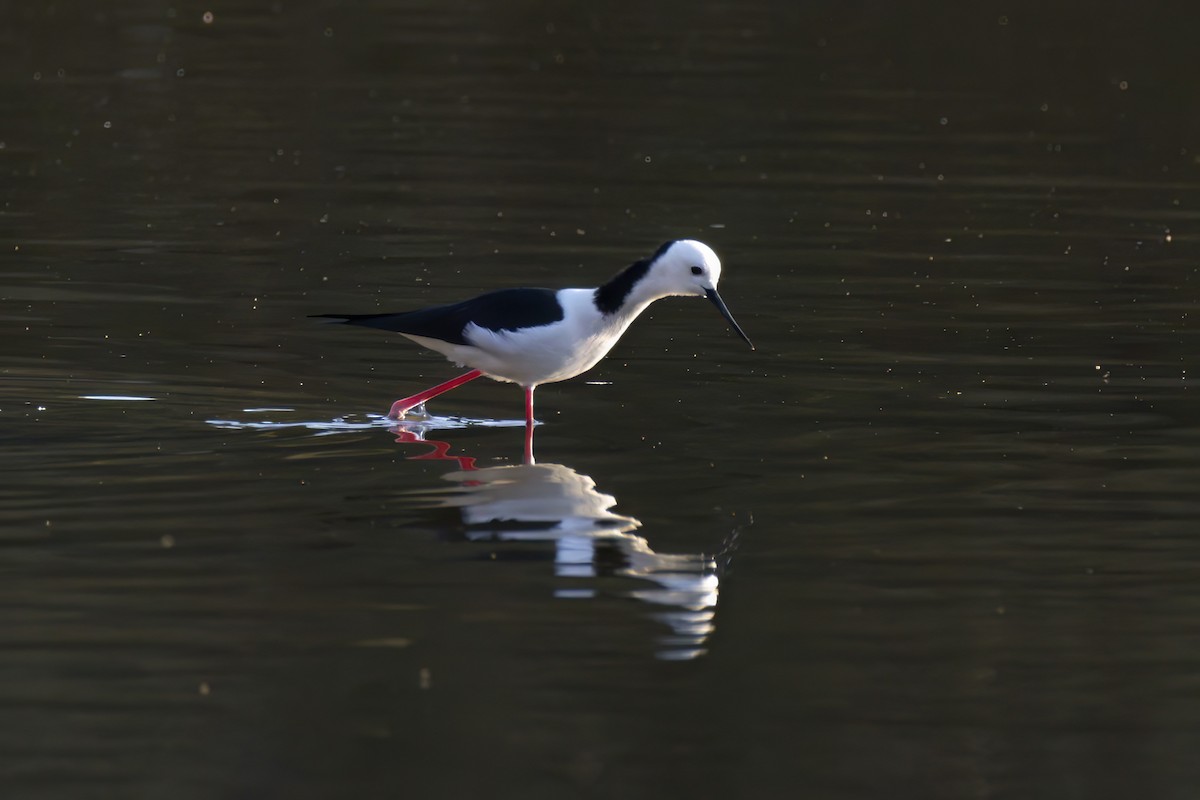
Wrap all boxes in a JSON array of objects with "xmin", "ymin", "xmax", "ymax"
[{"xmin": 313, "ymin": 239, "xmax": 753, "ymax": 431}]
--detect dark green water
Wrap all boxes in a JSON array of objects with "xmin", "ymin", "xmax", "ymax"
[{"xmin": 3, "ymin": 2, "xmax": 1199, "ymax": 798}]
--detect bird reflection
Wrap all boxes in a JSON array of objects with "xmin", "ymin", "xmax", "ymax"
[{"xmin": 391, "ymin": 419, "xmax": 728, "ymax": 660}]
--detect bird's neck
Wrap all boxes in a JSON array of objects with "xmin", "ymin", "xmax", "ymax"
[{"xmin": 593, "ymin": 257, "xmax": 662, "ymax": 319}]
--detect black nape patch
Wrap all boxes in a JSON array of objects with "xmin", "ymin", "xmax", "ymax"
[
  {"xmin": 593, "ymin": 240, "xmax": 676, "ymax": 314},
  {"xmin": 310, "ymin": 287, "xmax": 563, "ymax": 345}
]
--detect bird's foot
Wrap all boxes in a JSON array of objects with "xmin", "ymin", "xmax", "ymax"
[{"xmin": 387, "ymin": 400, "xmax": 429, "ymax": 420}]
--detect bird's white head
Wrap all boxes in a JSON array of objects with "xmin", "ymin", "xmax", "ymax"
[
  {"xmin": 645, "ymin": 239, "xmax": 724, "ymax": 298},
  {"xmin": 641, "ymin": 239, "xmax": 754, "ymax": 350}
]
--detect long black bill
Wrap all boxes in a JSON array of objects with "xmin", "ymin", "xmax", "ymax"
[{"xmin": 705, "ymin": 288, "xmax": 755, "ymax": 350}]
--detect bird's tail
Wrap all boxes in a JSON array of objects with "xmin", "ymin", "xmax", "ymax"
[{"xmin": 308, "ymin": 312, "xmax": 420, "ymax": 332}]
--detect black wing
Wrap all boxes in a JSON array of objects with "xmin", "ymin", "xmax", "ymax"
[{"xmin": 311, "ymin": 287, "xmax": 563, "ymax": 346}]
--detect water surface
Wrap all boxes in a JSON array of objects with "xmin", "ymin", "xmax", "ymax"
[{"xmin": 3, "ymin": 2, "xmax": 1199, "ymax": 798}]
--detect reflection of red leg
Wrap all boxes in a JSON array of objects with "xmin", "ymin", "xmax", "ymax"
[
  {"xmin": 523, "ymin": 386, "xmax": 535, "ymax": 465},
  {"xmin": 392, "ymin": 428, "xmax": 477, "ymax": 471},
  {"xmin": 523, "ymin": 422, "xmax": 534, "ymax": 465},
  {"xmin": 387, "ymin": 369, "xmax": 483, "ymax": 419}
]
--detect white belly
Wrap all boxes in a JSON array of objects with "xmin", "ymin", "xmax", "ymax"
[{"xmin": 401, "ymin": 289, "xmax": 638, "ymax": 387}]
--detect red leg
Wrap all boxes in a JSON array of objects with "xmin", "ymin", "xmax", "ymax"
[
  {"xmin": 523, "ymin": 386, "xmax": 535, "ymax": 465},
  {"xmin": 387, "ymin": 369, "xmax": 483, "ymax": 419}
]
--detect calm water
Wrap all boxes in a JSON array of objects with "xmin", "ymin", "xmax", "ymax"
[{"xmin": 3, "ymin": 2, "xmax": 1199, "ymax": 798}]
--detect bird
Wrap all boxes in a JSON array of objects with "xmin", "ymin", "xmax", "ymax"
[{"xmin": 312, "ymin": 239, "xmax": 754, "ymax": 431}]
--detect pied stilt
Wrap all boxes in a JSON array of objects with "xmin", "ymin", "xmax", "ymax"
[{"xmin": 313, "ymin": 239, "xmax": 753, "ymax": 452}]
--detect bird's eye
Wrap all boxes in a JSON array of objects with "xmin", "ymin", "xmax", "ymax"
[{"xmin": 690, "ymin": 266, "xmax": 703, "ymax": 276}]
